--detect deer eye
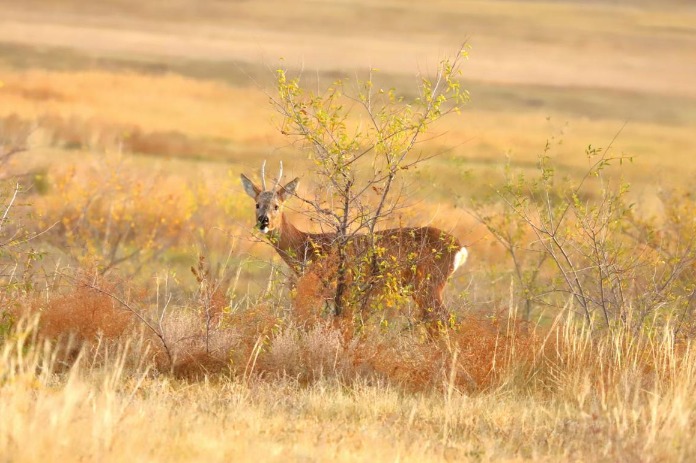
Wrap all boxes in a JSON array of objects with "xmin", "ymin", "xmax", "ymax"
[
  {"xmin": 274, "ymin": 205, "xmax": 279, "ymax": 211},
  {"xmin": 255, "ymin": 204, "xmax": 259, "ymax": 209}
]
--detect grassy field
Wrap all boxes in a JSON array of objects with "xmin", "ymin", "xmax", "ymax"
[{"xmin": 1, "ymin": 0, "xmax": 696, "ymax": 461}]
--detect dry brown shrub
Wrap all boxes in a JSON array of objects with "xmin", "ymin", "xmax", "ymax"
[
  {"xmin": 164, "ymin": 302, "xmax": 281, "ymax": 381},
  {"xmin": 5, "ymin": 253, "xmax": 538, "ymax": 392},
  {"xmin": 165, "ymin": 320, "xmax": 238, "ymax": 380},
  {"xmin": 333, "ymin": 313, "xmax": 539, "ymax": 393},
  {"xmin": 38, "ymin": 286, "xmax": 133, "ymax": 342},
  {"xmin": 229, "ymin": 305, "xmax": 541, "ymax": 393},
  {"xmin": 197, "ymin": 286, "xmax": 227, "ymax": 328},
  {"xmin": 16, "ymin": 282, "xmax": 135, "ymax": 366},
  {"xmin": 350, "ymin": 336, "xmax": 441, "ymax": 392},
  {"xmin": 293, "ymin": 271, "xmax": 328, "ymax": 326},
  {"xmin": 450, "ymin": 314, "xmax": 537, "ymax": 388},
  {"xmin": 170, "ymin": 346, "xmax": 231, "ymax": 380},
  {"xmin": 225, "ymin": 303, "xmax": 281, "ymax": 372},
  {"xmin": 190, "ymin": 255, "xmax": 229, "ymax": 328}
]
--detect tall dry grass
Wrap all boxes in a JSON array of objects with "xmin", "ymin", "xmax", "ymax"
[
  {"xmin": 1, "ymin": 26, "xmax": 696, "ymax": 459},
  {"xmin": 3, "ymin": 291, "xmax": 696, "ymax": 461},
  {"xmin": 2, "ymin": 134, "xmax": 695, "ymax": 460}
]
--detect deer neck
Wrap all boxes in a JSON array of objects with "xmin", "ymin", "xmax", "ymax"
[{"xmin": 268, "ymin": 213, "xmax": 308, "ymax": 272}]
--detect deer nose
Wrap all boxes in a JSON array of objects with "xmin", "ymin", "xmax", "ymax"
[{"xmin": 258, "ymin": 215, "xmax": 269, "ymax": 226}]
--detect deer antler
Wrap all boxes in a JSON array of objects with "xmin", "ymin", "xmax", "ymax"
[
  {"xmin": 261, "ymin": 160, "xmax": 267, "ymax": 190},
  {"xmin": 274, "ymin": 161, "xmax": 283, "ymax": 191}
]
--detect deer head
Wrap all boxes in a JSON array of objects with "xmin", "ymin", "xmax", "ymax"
[{"xmin": 240, "ymin": 161, "xmax": 299, "ymax": 234}]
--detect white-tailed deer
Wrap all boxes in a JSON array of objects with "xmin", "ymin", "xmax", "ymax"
[{"xmin": 240, "ymin": 162, "xmax": 468, "ymax": 325}]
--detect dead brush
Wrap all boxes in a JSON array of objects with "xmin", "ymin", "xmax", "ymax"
[
  {"xmin": 263, "ymin": 322, "xmax": 343, "ymax": 383},
  {"xmin": 162, "ymin": 307, "xmax": 241, "ymax": 381},
  {"xmin": 447, "ymin": 313, "xmax": 538, "ymax": 390},
  {"xmin": 292, "ymin": 269, "xmax": 329, "ymax": 327},
  {"xmin": 223, "ymin": 302, "xmax": 282, "ymax": 373},
  {"xmin": 20, "ymin": 281, "xmax": 135, "ymax": 368},
  {"xmin": 336, "ymin": 309, "xmax": 539, "ymax": 393},
  {"xmin": 168, "ymin": 340, "xmax": 233, "ymax": 380},
  {"xmin": 234, "ymin": 296, "xmax": 541, "ymax": 393},
  {"xmin": 159, "ymin": 257, "xmax": 283, "ymax": 380}
]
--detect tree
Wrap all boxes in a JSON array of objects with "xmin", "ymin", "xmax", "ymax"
[{"xmin": 270, "ymin": 46, "xmax": 470, "ymax": 321}]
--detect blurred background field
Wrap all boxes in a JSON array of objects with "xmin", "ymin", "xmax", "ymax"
[{"xmin": 2, "ymin": 0, "xmax": 695, "ymax": 294}]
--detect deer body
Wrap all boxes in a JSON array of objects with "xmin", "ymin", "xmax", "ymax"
[{"xmin": 241, "ymin": 164, "xmax": 467, "ymax": 324}]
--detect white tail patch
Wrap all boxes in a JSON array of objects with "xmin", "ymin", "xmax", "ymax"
[{"xmin": 453, "ymin": 247, "xmax": 468, "ymax": 272}]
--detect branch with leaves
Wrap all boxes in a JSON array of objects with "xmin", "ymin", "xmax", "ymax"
[{"xmin": 270, "ymin": 47, "xmax": 470, "ymax": 318}]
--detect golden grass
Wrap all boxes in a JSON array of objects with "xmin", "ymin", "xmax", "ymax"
[
  {"xmin": 1, "ymin": 66, "xmax": 693, "ymax": 189},
  {"xmin": 0, "ymin": 69, "xmax": 278, "ymax": 143},
  {"xmin": 2, "ymin": 306, "xmax": 696, "ymax": 462},
  {"xmin": 1, "ymin": 1, "xmax": 696, "ymax": 460},
  {"xmin": 2, "ymin": 0, "xmax": 695, "ymax": 97}
]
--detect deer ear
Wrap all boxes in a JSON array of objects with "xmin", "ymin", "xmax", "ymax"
[
  {"xmin": 278, "ymin": 177, "xmax": 299, "ymax": 201},
  {"xmin": 240, "ymin": 174, "xmax": 261, "ymax": 199}
]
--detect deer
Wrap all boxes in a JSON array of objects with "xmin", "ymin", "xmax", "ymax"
[{"xmin": 240, "ymin": 161, "xmax": 468, "ymax": 327}]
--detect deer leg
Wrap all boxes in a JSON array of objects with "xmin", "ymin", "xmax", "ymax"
[
  {"xmin": 410, "ymin": 263, "xmax": 452, "ymax": 336},
  {"xmin": 413, "ymin": 281, "xmax": 450, "ymax": 327},
  {"xmin": 431, "ymin": 284, "xmax": 449, "ymax": 322}
]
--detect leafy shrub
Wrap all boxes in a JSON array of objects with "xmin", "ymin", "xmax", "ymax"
[{"xmin": 473, "ymin": 143, "xmax": 696, "ymax": 334}]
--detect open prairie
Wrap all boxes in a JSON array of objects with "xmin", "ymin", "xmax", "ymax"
[{"xmin": 1, "ymin": 0, "xmax": 696, "ymax": 461}]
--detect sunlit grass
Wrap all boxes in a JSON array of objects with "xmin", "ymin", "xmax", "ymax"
[
  {"xmin": 2, "ymin": 307, "xmax": 695, "ymax": 462},
  {"xmin": 1, "ymin": 1, "xmax": 696, "ymax": 461}
]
